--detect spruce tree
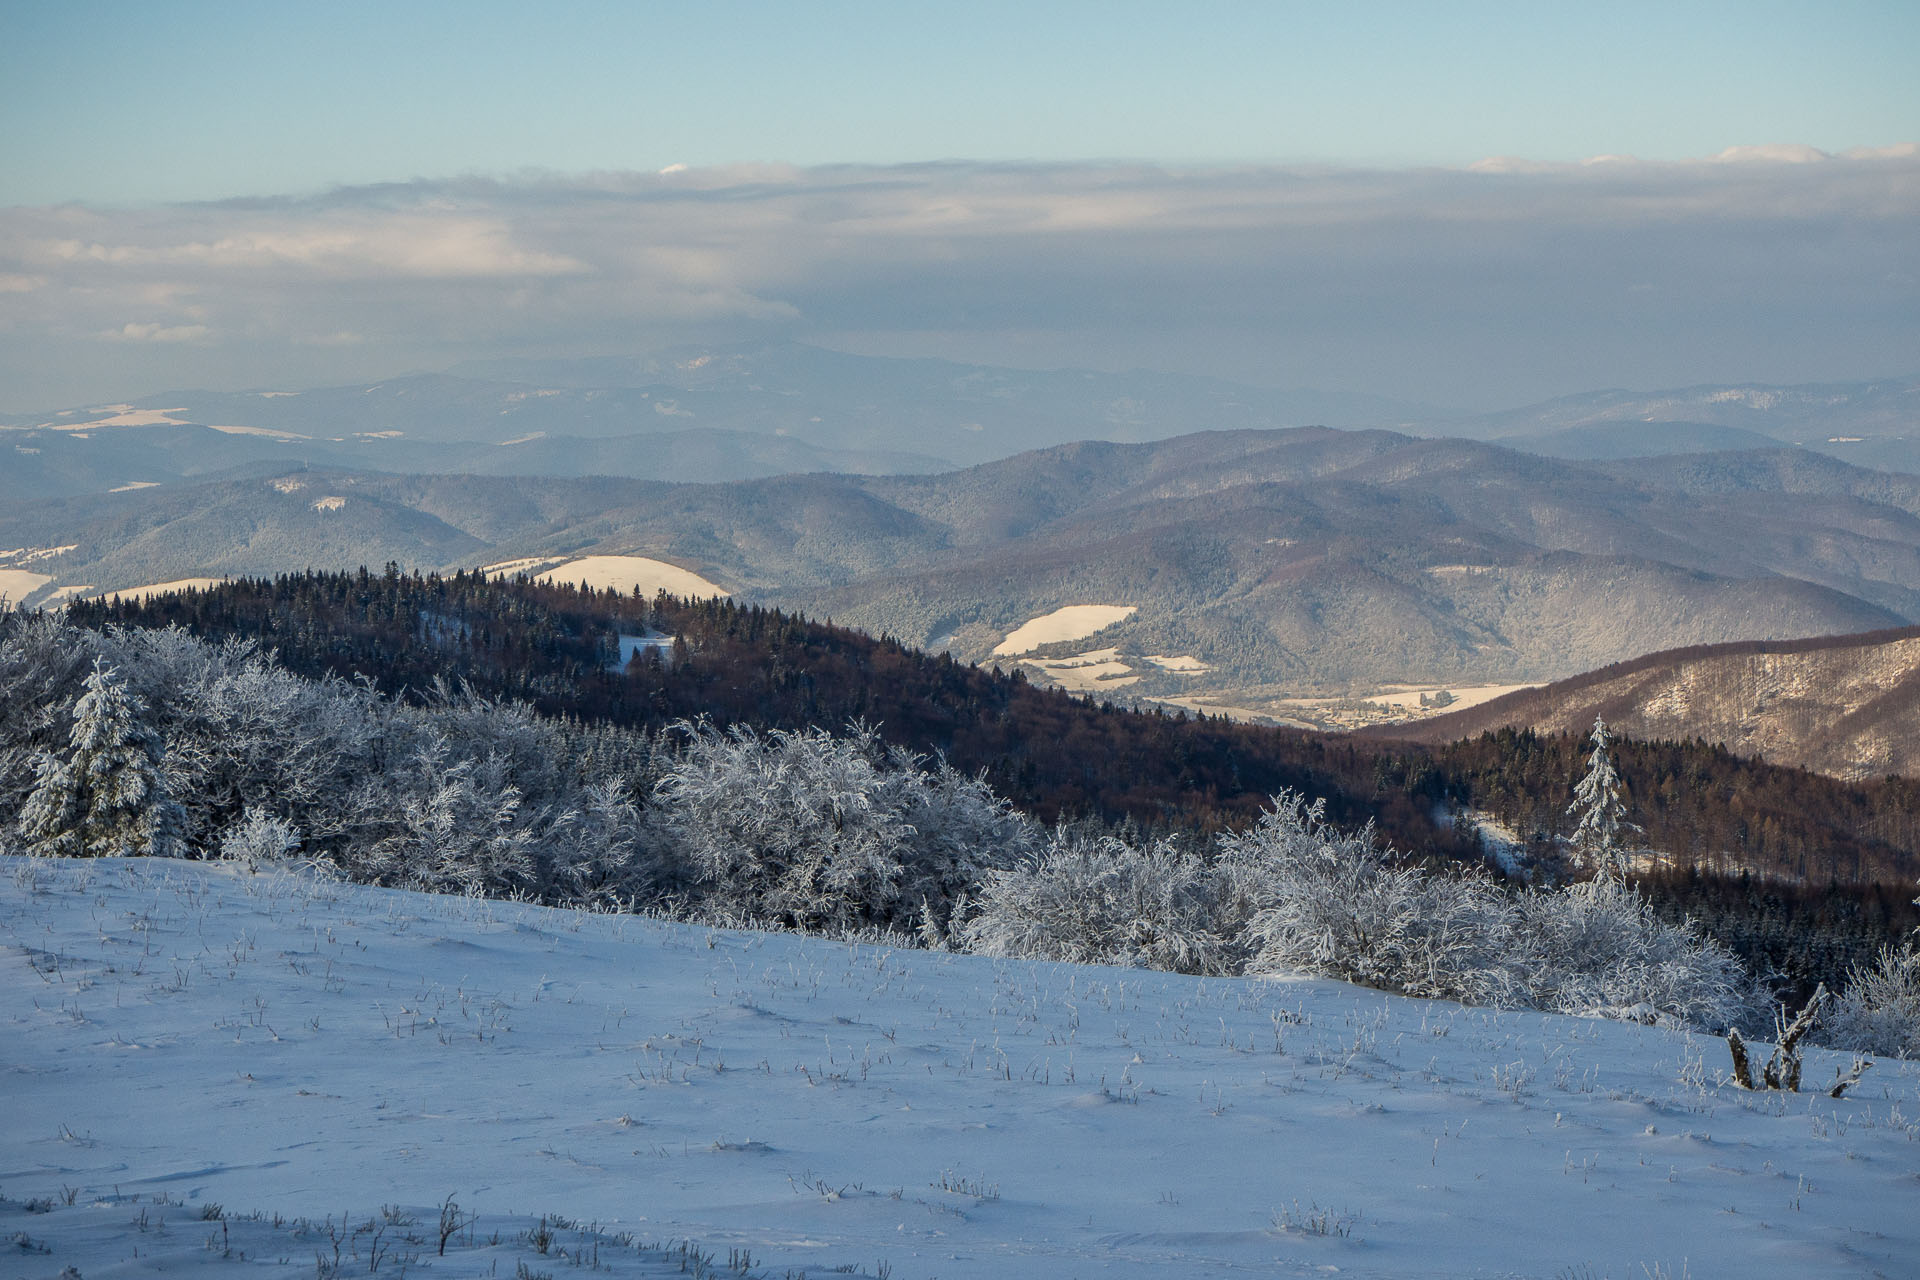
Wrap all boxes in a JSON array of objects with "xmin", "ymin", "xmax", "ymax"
[
  {"xmin": 1567, "ymin": 716, "xmax": 1629, "ymax": 879},
  {"xmin": 19, "ymin": 660, "xmax": 179, "ymax": 858}
]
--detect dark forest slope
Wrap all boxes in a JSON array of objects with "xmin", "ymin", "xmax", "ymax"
[
  {"xmin": 73, "ymin": 572, "xmax": 1920, "ymax": 991},
  {"xmin": 1366, "ymin": 626, "xmax": 1920, "ymax": 781}
]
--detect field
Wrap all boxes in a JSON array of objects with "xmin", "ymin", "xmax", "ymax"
[{"xmin": 5, "ymin": 857, "xmax": 1918, "ymax": 1278}]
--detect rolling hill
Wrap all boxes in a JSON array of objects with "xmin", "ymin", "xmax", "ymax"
[
  {"xmin": 16, "ymin": 429, "xmax": 1920, "ymax": 709},
  {"xmin": 1363, "ymin": 625, "xmax": 1920, "ymax": 782}
]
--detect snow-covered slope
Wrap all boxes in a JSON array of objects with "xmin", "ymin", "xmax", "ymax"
[{"xmin": 5, "ymin": 857, "xmax": 1917, "ymax": 1279}]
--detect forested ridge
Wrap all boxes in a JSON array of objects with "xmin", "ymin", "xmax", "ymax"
[
  {"xmin": 70, "ymin": 567, "xmax": 1454, "ymax": 844},
  {"xmin": 68, "ymin": 568, "xmax": 1920, "ymax": 991}
]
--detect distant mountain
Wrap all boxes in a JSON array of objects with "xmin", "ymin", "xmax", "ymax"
[
  {"xmin": 1421, "ymin": 374, "xmax": 1920, "ymax": 474},
  {"xmin": 9, "ymin": 354, "xmax": 1917, "ymax": 505},
  {"xmin": 1360, "ymin": 625, "xmax": 1920, "ymax": 782},
  {"xmin": 1495, "ymin": 421, "xmax": 1787, "ymax": 461},
  {"xmin": 0, "ymin": 420, "xmax": 945, "ymax": 504},
  {"xmin": 15, "ymin": 428, "xmax": 1920, "ymax": 709},
  {"xmin": 0, "ymin": 343, "xmax": 1440, "ymax": 501},
  {"xmin": 1434, "ymin": 375, "xmax": 1920, "ymax": 444}
]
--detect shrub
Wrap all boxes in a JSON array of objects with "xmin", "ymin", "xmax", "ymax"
[
  {"xmin": 1824, "ymin": 939, "xmax": 1920, "ymax": 1058},
  {"xmin": 1228, "ymin": 794, "xmax": 1520, "ymax": 1005},
  {"xmin": 652, "ymin": 721, "xmax": 1032, "ymax": 934},
  {"xmin": 963, "ymin": 832, "xmax": 1235, "ymax": 975},
  {"xmin": 1510, "ymin": 876, "xmax": 1755, "ymax": 1030}
]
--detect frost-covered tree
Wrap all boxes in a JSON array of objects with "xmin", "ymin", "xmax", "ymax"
[
  {"xmin": 1824, "ymin": 911, "xmax": 1920, "ymax": 1058},
  {"xmin": 545, "ymin": 777, "xmax": 655, "ymax": 909},
  {"xmin": 963, "ymin": 831, "xmax": 1233, "ymax": 975},
  {"xmin": 18, "ymin": 659, "xmax": 179, "ymax": 858},
  {"xmin": 895, "ymin": 757, "xmax": 1036, "ymax": 941},
  {"xmin": 109, "ymin": 627, "xmax": 379, "ymax": 853},
  {"xmin": 1509, "ymin": 875, "xmax": 1754, "ymax": 1029},
  {"xmin": 218, "ymin": 806, "xmax": 303, "ymax": 870},
  {"xmin": 1227, "ymin": 793, "xmax": 1519, "ymax": 1005},
  {"xmin": 0, "ymin": 610, "xmax": 103, "ymax": 822},
  {"xmin": 653, "ymin": 722, "xmax": 920, "ymax": 931},
  {"xmin": 651, "ymin": 720, "xmax": 1031, "ymax": 934},
  {"xmin": 1567, "ymin": 716, "xmax": 1630, "ymax": 879},
  {"xmin": 347, "ymin": 736, "xmax": 541, "ymax": 896}
]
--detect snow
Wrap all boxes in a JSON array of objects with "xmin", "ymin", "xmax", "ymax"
[
  {"xmin": 992, "ymin": 605, "xmax": 1136, "ymax": 657},
  {"xmin": 0, "ymin": 568, "xmax": 55, "ymax": 602},
  {"xmin": 613, "ymin": 631, "xmax": 676, "ymax": 670},
  {"xmin": 484, "ymin": 555, "xmax": 728, "ymax": 599},
  {"xmin": 529, "ymin": 555, "xmax": 728, "ymax": 599},
  {"xmin": 1016, "ymin": 646, "xmax": 1140, "ymax": 691},
  {"xmin": 6, "ymin": 859, "xmax": 1917, "ymax": 1278},
  {"xmin": 1141, "ymin": 653, "xmax": 1210, "ymax": 674},
  {"xmin": 208, "ymin": 424, "xmax": 311, "ymax": 440},
  {"xmin": 92, "ymin": 578, "xmax": 228, "ymax": 604},
  {"xmin": 41, "ymin": 408, "xmax": 191, "ymax": 430},
  {"xmin": 1362, "ymin": 683, "xmax": 1537, "ymax": 713}
]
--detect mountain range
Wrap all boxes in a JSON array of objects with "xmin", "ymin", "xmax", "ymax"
[
  {"xmin": 14, "ymin": 424, "xmax": 1920, "ymax": 709},
  {"xmin": 7, "ymin": 344, "xmax": 1913, "ymax": 503}
]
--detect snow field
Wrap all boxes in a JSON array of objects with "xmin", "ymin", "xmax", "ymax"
[
  {"xmin": 5, "ymin": 856, "xmax": 1919, "ymax": 1279},
  {"xmin": 991, "ymin": 606, "xmax": 1136, "ymax": 657}
]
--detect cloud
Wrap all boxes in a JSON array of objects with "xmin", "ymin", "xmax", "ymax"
[
  {"xmin": 1710, "ymin": 143, "xmax": 1831, "ymax": 165},
  {"xmin": 2, "ymin": 147, "xmax": 1915, "ymax": 410},
  {"xmin": 102, "ymin": 322, "xmax": 209, "ymax": 343},
  {"xmin": 37, "ymin": 217, "xmax": 585, "ymax": 278}
]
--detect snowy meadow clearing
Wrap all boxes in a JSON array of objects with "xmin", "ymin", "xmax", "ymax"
[{"xmin": 5, "ymin": 857, "xmax": 1919, "ymax": 1280}]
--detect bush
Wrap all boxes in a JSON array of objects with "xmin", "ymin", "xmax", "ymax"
[
  {"xmin": 1227, "ymin": 794, "xmax": 1520, "ymax": 1006},
  {"xmin": 1510, "ymin": 877, "xmax": 1756, "ymax": 1029},
  {"xmin": 218, "ymin": 807, "xmax": 303, "ymax": 868},
  {"xmin": 963, "ymin": 833, "xmax": 1235, "ymax": 975},
  {"xmin": 1824, "ymin": 939, "xmax": 1920, "ymax": 1058},
  {"xmin": 651, "ymin": 721, "xmax": 1033, "ymax": 934}
]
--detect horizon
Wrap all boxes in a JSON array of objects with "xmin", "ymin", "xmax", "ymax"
[{"xmin": 2, "ymin": 2, "xmax": 1915, "ymax": 415}]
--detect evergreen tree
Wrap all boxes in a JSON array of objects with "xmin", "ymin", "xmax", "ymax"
[
  {"xmin": 19, "ymin": 660, "xmax": 179, "ymax": 858},
  {"xmin": 1567, "ymin": 716, "xmax": 1629, "ymax": 879}
]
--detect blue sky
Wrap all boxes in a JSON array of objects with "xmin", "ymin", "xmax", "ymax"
[
  {"xmin": 0, "ymin": 1, "xmax": 1914, "ymax": 411},
  {"xmin": 4, "ymin": 0, "xmax": 1916, "ymax": 205}
]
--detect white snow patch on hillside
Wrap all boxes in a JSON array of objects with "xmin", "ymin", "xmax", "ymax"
[
  {"xmin": 0, "ymin": 567, "xmax": 54, "ymax": 600},
  {"xmin": 42, "ymin": 407, "xmax": 191, "ymax": 430},
  {"xmin": 1363, "ymin": 683, "xmax": 1536, "ymax": 713},
  {"xmin": 4, "ymin": 858, "xmax": 1917, "ymax": 1279},
  {"xmin": 528, "ymin": 555, "xmax": 729, "ymax": 599},
  {"xmin": 992, "ymin": 604, "xmax": 1136, "ymax": 656},
  {"xmin": 92, "ymin": 577, "xmax": 227, "ymax": 604},
  {"xmin": 209, "ymin": 423, "xmax": 310, "ymax": 439},
  {"xmin": 1019, "ymin": 646, "xmax": 1140, "ymax": 691}
]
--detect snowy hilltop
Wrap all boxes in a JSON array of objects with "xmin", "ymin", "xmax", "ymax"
[{"xmin": 6, "ymin": 856, "xmax": 1918, "ymax": 1279}]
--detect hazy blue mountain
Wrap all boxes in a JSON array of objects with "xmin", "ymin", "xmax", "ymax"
[
  {"xmin": 1497, "ymin": 421, "xmax": 1786, "ymax": 460},
  {"xmin": 10, "ymin": 354, "xmax": 1916, "ymax": 507},
  {"xmin": 14, "ymin": 428, "xmax": 1920, "ymax": 701},
  {"xmin": 1429, "ymin": 375, "xmax": 1920, "ymax": 448},
  {"xmin": 2, "ymin": 343, "xmax": 1442, "ymax": 490},
  {"xmin": 0, "ymin": 419, "xmax": 949, "ymax": 504}
]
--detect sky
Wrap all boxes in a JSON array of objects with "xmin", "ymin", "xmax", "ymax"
[{"xmin": 1, "ymin": 0, "xmax": 1916, "ymax": 411}]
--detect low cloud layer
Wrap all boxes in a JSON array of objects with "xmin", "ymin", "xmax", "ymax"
[{"xmin": 3, "ymin": 150, "xmax": 1915, "ymax": 411}]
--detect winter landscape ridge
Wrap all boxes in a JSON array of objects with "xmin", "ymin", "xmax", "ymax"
[
  {"xmin": 6, "ymin": 855, "xmax": 1920, "ymax": 1280},
  {"xmin": 9, "ymin": 8, "xmax": 1920, "ymax": 1274}
]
